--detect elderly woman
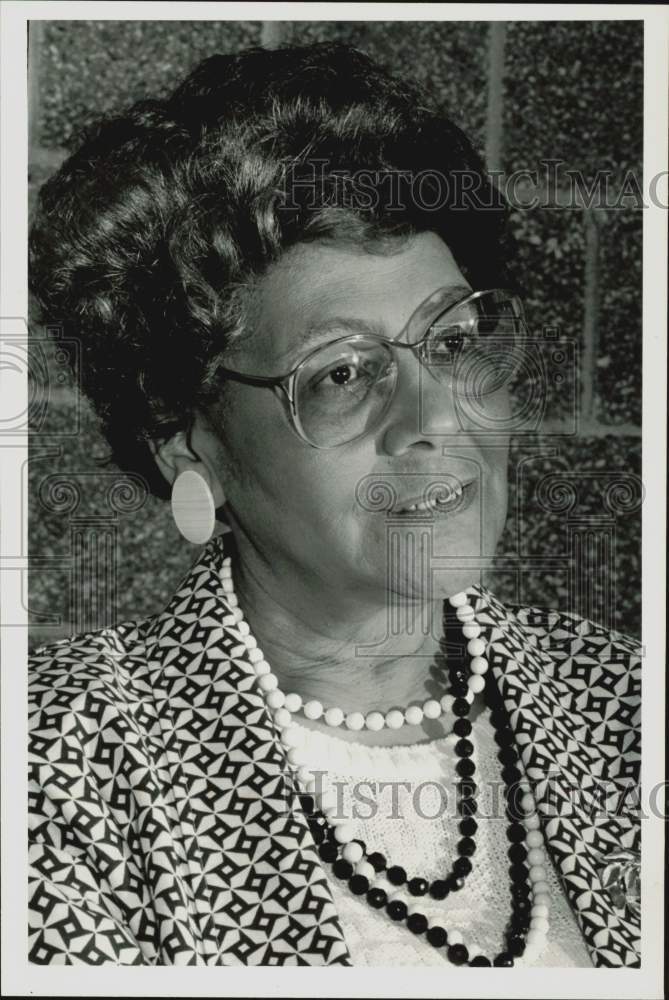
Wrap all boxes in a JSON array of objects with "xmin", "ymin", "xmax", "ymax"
[{"xmin": 28, "ymin": 42, "xmax": 640, "ymax": 968}]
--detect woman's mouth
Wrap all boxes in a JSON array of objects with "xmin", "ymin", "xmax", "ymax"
[{"xmin": 392, "ymin": 479, "xmax": 478, "ymax": 518}]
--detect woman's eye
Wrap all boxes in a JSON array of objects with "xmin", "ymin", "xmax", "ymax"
[
  {"xmin": 432, "ymin": 336, "xmax": 458, "ymax": 357},
  {"xmin": 327, "ymin": 362, "xmax": 359, "ymax": 386},
  {"xmin": 425, "ymin": 329, "xmax": 469, "ymax": 363},
  {"xmin": 311, "ymin": 353, "xmax": 389, "ymax": 392}
]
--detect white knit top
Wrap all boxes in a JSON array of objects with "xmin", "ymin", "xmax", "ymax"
[{"xmin": 293, "ymin": 704, "xmax": 593, "ymax": 968}]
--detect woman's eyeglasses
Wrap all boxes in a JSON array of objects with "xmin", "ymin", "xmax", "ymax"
[{"xmin": 215, "ymin": 287, "xmax": 528, "ymax": 448}]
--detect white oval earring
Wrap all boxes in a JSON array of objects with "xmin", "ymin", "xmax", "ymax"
[{"xmin": 171, "ymin": 469, "xmax": 216, "ymax": 544}]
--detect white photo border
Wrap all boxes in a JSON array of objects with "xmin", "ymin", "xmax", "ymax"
[{"xmin": 1, "ymin": 3, "xmax": 666, "ymax": 997}]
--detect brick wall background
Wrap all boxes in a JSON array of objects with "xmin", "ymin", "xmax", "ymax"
[{"xmin": 27, "ymin": 19, "xmax": 643, "ymax": 648}]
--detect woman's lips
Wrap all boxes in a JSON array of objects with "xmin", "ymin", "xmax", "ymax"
[{"xmin": 392, "ymin": 479, "xmax": 478, "ymax": 518}]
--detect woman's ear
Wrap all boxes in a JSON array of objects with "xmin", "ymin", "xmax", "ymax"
[
  {"xmin": 149, "ymin": 425, "xmax": 226, "ymax": 510},
  {"xmin": 148, "ymin": 430, "xmax": 191, "ymax": 486}
]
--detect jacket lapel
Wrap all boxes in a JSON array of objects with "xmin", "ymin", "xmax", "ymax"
[
  {"xmin": 470, "ymin": 586, "xmax": 641, "ymax": 967},
  {"xmin": 140, "ymin": 534, "xmax": 352, "ymax": 965}
]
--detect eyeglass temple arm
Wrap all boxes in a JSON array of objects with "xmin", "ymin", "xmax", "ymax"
[
  {"xmin": 215, "ymin": 364, "xmax": 286, "ymax": 389},
  {"xmin": 215, "ymin": 364, "xmax": 295, "ymax": 410}
]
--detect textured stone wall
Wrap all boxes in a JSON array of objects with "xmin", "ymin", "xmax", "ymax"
[{"xmin": 28, "ymin": 19, "xmax": 643, "ymax": 647}]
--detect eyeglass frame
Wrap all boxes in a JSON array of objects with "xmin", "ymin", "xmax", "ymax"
[{"xmin": 214, "ymin": 287, "xmax": 527, "ymax": 449}]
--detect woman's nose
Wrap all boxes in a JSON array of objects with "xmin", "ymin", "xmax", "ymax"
[{"xmin": 380, "ymin": 352, "xmax": 464, "ymax": 455}]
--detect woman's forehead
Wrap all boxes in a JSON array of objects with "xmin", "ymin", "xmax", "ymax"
[{"xmin": 242, "ymin": 232, "xmax": 467, "ymax": 366}]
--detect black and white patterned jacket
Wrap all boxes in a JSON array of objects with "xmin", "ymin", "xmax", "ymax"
[{"xmin": 28, "ymin": 533, "xmax": 641, "ymax": 967}]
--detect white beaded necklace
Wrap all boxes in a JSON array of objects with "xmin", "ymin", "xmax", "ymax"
[
  {"xmin": 219, "ymin": 554, "xmax": 551, "ymax": 965},
  {"xmin": 272, "ymin": 590, "xmax": 488, "ymax": 731}
]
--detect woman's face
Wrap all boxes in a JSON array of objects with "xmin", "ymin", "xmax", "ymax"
[{"xmin": 204, "ymin": 231, "xmax": 510, "ymax": 604}]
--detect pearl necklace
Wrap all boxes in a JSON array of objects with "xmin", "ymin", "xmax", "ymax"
[
  {"xmin": 276, "ymin": 591, "xmax": 486, "ymax": 731},
  {"xmin": 220, "ymin": 555, "xmax": 551, "ymax": 966}
]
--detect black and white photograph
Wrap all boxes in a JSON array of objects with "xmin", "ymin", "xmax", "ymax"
[{"xmin": 1, "ymin": 3, "xmax": 666, "ymax": 996}]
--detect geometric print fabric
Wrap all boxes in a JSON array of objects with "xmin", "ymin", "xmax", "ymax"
[{"xmin": 29, "ymin": 534, "xmax": 641, "ymax": 966}]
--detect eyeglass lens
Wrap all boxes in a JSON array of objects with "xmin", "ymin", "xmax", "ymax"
[
  {"xmin": 297, "ymin": 336, "xmax": 398, "ymax": 447},
  {"xmin": 295, "ymin": 291, "xmax": 532, "ymax": 446}
]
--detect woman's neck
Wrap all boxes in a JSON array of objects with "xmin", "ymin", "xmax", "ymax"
[{"xmin": 225, "ymin": 534, "xmax": 459, "ymax": 734}]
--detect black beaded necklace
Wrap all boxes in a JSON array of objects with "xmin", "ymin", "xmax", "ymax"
[
  {"xmin": 221, "ymin": 554, "xmax": 546, "ymax": 966},
  {"xmin": 295, "ymin": 608, "xmax": 534, "ymax": 967}
]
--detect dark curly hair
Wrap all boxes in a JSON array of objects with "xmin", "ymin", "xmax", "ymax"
[{"xmin": 30, "ymin": 41, "xmax": 517, "ymax": 500}]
